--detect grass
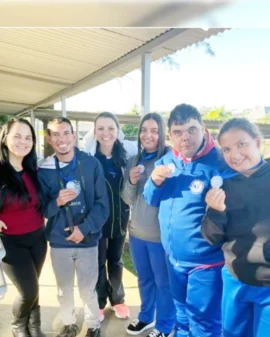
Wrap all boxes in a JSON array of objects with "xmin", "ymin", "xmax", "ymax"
[{"xmin": 122, "ymin": 241, "xmax": 137, "ymax": 276}]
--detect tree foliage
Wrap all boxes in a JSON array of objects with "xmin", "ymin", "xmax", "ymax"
[
  {"xmin": 156, "ymin": 52, "xmax": 180, "ymax": 70},
  {"xmin": 0, "ymin": 115, "xmax": 12, "ymax": 126},
  {"xmin": 258, "ymin": 114, "xmax": 270, "ymax": 124},
  {"xmin": 203, "ymin": 106, "xmax": 232, "ymax": 121},
  {"xmin": 121, "ymin": 104, "xmax": 140, "ymax": 137}
]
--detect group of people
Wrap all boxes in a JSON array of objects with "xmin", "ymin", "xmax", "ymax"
[{"xmin": 0, "ymin": 103, "xmax": 269, "ymax": 337}]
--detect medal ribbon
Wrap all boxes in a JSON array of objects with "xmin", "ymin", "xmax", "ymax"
[
  {"xmin": 139, "ymin": 150, "xmax": 158, "ymax": 165},
  {"xmin": 215, "ymin": 157, "xmax": 265, "ymax": 182},
  {"xmin": 55, "ymin": 154, "xmax": 77, "ymax": 183}
]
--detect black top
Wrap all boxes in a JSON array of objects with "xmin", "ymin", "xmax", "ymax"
[
  {"xmin": 95, "ymin": 150, "xmax": 130, "ymax": 238},
  {"xmin": 202, "ymin": 162, "xmax": 270, "ymax": 286}
]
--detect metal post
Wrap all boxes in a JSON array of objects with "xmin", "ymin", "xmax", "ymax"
[
  {"xmin": 36, "ymin": 119, "xmax": 41, "ymax": 159},
  {"xmin": 61, "ymin": 96, "xmax": 67, "ymax": 117},
  {"xmin": 141, "ymin": 53, "xmax": 151, "ymax": 116},
  {"xmin": 30, "ymin": 109, "xmax": 35, "ymax": 126},
  {"xmin": 76, "ymin": 120, "xmax": 79, "ymax": 147}
]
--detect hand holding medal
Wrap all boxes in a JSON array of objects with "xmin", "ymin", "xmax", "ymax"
[
  {"xmin": 167, "ymin": 163, "xmax": 176, "ymax": 176},
  {"xmin": 205, "ymin": 175, "xmax": 226, "ymax": 212},
  {"xmin": 129, "ymin": 165, "xmax": 142, "ymax": 185},
  {"xmin": 152, "ymin": 164, "xmax": 175, "ymax": 186},
  {"xmin": 56, "ymin": 188, "xmax": 77, "ymax": 207},
  {"xmin": 137, "ymin": 164, "xmax": 145, "ymax": 174}
]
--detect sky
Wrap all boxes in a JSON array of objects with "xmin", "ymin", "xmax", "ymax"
[{"xmin": 55, "ymin": 26, "xmax": 270, "ymax": 114}]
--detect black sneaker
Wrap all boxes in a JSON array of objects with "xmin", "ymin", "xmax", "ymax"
[
  {"xmin": 85, "ymin": 328, "xmax": 101, "ymax": 337},
  {"xmin": 146, "ymin": 329, "xmax": 171, "ymax": 337},
  {"xmin": 126, "ymin": 319, "xmax": 155, "ymax": 335},
  {"xmin": 56, "ymin": 324, "xmax": 79, "ymax": 337}
]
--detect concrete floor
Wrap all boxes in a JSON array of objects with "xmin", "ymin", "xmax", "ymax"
[{"xmin": 0, "ymin": 248, "xmax": 153, "ymax": 337}]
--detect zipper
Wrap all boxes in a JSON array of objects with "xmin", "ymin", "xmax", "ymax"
[
  {"xmin": 105, "ymin": 179, "xmax": 115, "ymax": 238},
  {"xmin": 119, "ymin": 177, "xmax": 123, "ymax": 236}
]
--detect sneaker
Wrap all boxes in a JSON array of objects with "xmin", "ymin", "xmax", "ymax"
[
  {"xmin": 85, "ymin": 327, "xmax": 101, "ymax": 337},
  {"xmin": 146, "ymin": 329, "xmax": 171, "ymax": 337},
  {"xmin": 110, "ymin": 303, "xmax": 130, "ymax": 319},
  {"xmin": 126, "ymin": 319, "xmax": 155, "ymax": 335},
  {"xmin": 99, "ymin": 309, "xmax": 105, "ymax": 322},
  {"xmin": 56, "ymin": 324, "xmax": 79, "ymax": 337}
]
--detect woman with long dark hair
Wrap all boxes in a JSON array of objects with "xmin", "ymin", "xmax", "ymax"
[
  {"xmin": 122, "ymin": 113, "xmax": 175, "ymax": 337},
  {"xmin": 0, "ymin": 118, "xmax": 47, "ymax": 337},
  {"xmin": 84, "ymin": 112, "xmax": 136, "ymax": 321}
]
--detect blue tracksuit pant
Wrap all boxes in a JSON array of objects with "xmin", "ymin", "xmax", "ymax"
[
  {"xmin": 166, "ymin": 257, "xmax": 223, "ymax": 337},
  {"xmin": 129, "ymin": 235, "xmax": 175, "ymax": 334},
  {"xmin": 222, "ymin": 266, "xmax": 270, "ymax": 337}
]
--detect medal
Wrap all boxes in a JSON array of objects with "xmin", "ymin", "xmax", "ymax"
[
  {"xmin": 210, "ymin": 176, "xmax": 223, "ymax": 188},
  {"xmin": 138, "ymin": 164, "xmax": 145, "ymax": 174},
  {"xmin": 167, "ymin": 163, "xmax": 176, "ymax": 175},
  {"xmin": 66, "ymin": 181, "xmax": 76, "ymax": 190}
]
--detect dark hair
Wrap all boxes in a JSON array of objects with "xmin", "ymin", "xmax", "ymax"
[
  {"xmin": 94, "ymin": 112, "xmax": 127, "ymax": 168},
  {"xmin": 0, "ymin": 118, "xmax": 43, "ymax": 213},
  {"xmin": 218, "ymin": 118, "xmax": 262, "ymax": 143},
  {"xmin": 168, "ymin": 104, "xmax": 202, "ymax": 128},
  {"xmin": 47, "ymin": 117, "xmax": 74, "ymax": 135},
  {"xmin": 136, "ymin": 112, "xmax": 166, "ymax": 165}
]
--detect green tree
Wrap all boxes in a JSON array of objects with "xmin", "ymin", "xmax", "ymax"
[
  {"xmin": 258, "ymin": 115, "xmax": 270, "ymax": 124},
  {"xmin": 121, "ymin": 104, "xmax": 140, "ymax": 137},
  {"xmin": 0, "ymin": 115, "xmax": 12, "ymax": 126},
  {"xmin": 203, "ymin": 106, "xmax": 232, "ymax": 121}
]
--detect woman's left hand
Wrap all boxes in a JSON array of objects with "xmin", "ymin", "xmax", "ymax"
[{"xmin": 0, "ymin": 220, "xmax": 7, "ymax": 232}]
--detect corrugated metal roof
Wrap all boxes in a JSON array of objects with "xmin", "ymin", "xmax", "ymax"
[{"xmin": 0, "ymin": 28, "xmax": 226, "ymax": 115}]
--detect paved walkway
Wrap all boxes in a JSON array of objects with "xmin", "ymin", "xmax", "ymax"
[{"xmin": 0, "ymin": 248, "xmax": 150, "ymax": 337}]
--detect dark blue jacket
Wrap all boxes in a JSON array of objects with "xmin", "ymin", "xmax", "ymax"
[
  {"xmin": 38, "ymin": 148, "xmax": 109, "ymax": 248},
  {"xmin": 143, "ymin": 148, "xmax": 227, "ymax": 266}
]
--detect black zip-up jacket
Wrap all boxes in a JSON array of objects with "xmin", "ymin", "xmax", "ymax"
[
  {"xmin": 202, "ymin": 162, "xmax": 270, "ymax": 286},
  {"xmin": 95, "ymin": 151, "xmax": 130, "ymax": 238}
]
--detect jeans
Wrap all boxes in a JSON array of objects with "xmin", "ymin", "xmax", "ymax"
[{"xmin": 51, "ymin": 246, "xmax": 100, "ymax": 329}]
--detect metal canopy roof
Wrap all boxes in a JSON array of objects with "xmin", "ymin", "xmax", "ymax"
[{"xmin": 0, "ymin": 27, "xmax": 226, "ymax": 116}]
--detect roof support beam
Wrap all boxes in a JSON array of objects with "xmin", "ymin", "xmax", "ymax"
[
  {"xmin": 61, "ymin": 96, "xmax": 67, "ymax": 118},
  {"xmin": 30, "ymin": 109, "xmax": 35, "ymax": 126},
  {"xmin": 0, "ymin": 99, "xmax": 31, "ymax": 107},
  {"xmin": 75, "ymin": 120, "xmax": 79, "ymax": 146},
  {"xmin": 141, "ymin": 53, "xmax": 151, "ymax": 116},
  {"xmin": 28, "ymin": 109, "xmax": 141, "ymax": 124},
  {"xmin": 36, "ymin": 119, "xmax": 41, "ymax": 159},
  {"xmin": 0, "ymin": 69, "xmax": 70, "ymax": 86}
]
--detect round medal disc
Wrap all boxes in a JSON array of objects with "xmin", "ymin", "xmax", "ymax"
[
  {"xmin": 167, "ymin": 163, "xmax": 176, "ymax": 174},
  {"xmin": 138, "ymin": 164, "xmax": 145, "ymax": 174},
  {"xmin": 66, "ymin": 181, "xmax": 76, "ymax": 190},
  {"xmin": 210, "ymin": 176, "xmax": 223, "ymax": 188}
]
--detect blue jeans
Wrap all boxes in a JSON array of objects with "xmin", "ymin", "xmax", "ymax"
[
  {"xmin": 222, "ymin": 266, "xmax": 270, "ymax": 337},
  {"xmin": 167, "ymin": 257, "xmax": 222, "ymax": 337},
  {"xmin": 51, "ymin": 246, "xmax": 99, "ymax": 329},
  {"xmin": 129, "ymin": 236, "xmax": 175, "ymax": 334}
]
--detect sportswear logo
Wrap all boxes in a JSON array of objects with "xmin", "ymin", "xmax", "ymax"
[{"xmin": 189, "ymin": 179, "xmax": 204, "ymax": 194}]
